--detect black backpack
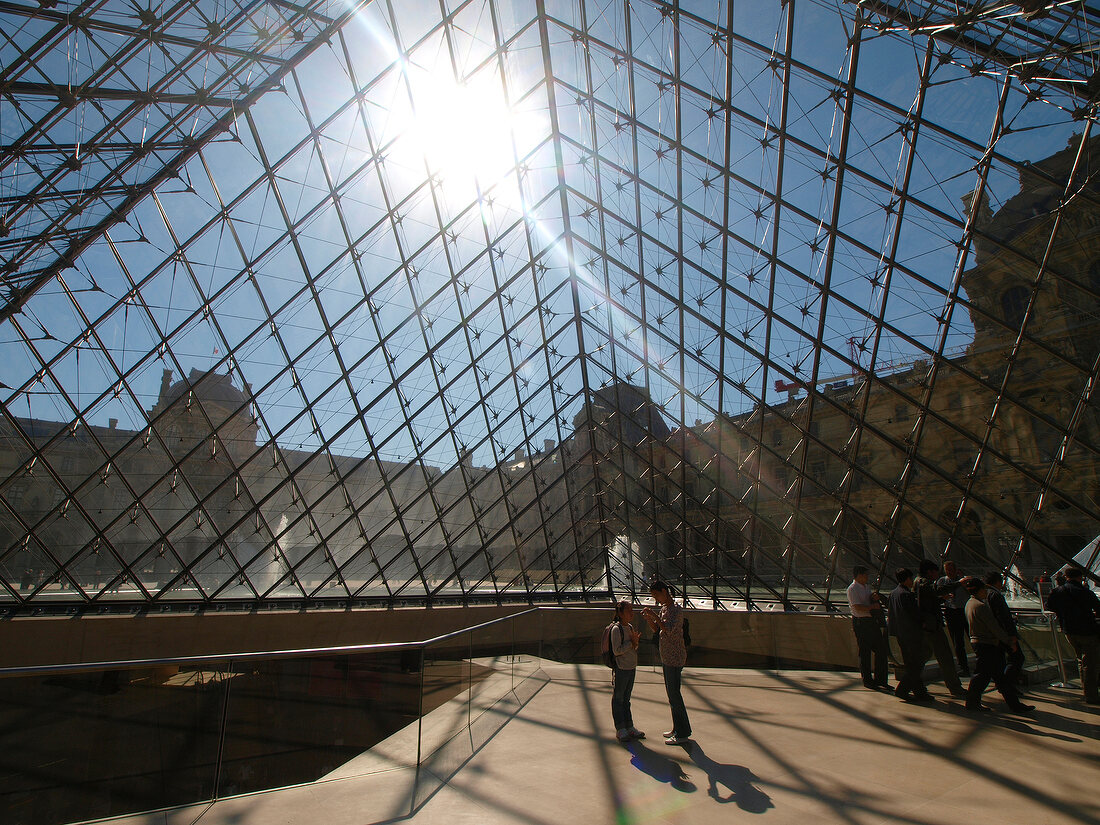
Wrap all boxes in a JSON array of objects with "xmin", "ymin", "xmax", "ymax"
[{"xmin": 600, "ymin": 621, "xmax": 623, "ymax": 668}]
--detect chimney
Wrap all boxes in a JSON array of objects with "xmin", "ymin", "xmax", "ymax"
[
  {"xmin": 961, "ymin": 190, "xmax": 991, "ymax": 227},
  {"xmin": 108, "ymin": 418, "xmax": 118, "ymax": 430},
  {"xmin": 159, "ymin": 369, "xmax": 173, "ymax": 402},
  {"xmin": 544, "ymin": 439, "xmax": 555, "ymax": 453}
]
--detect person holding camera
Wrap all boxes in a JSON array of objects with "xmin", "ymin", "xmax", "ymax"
[{"xmin": 641, "ymin": 579, "xmax": 692, "ymax": 745}]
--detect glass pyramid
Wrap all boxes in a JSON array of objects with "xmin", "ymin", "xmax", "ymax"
[{"xmin": 2, "ymin": 0, "xmax": 1098, "ymax": 610}]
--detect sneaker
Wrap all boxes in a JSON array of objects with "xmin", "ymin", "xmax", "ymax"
[
  {"xmin": 664, "ymin": 734, "xmax": 689, "ymax": 746},
  {"xmin": 662, "ymin": 729, "xmax": 675, "ymax": 737},
  {"xmin": 1009, "ymin": 703, "xmax": 1035, "ymax": 714},
  {"xmin": 628, "ymin": 727, "xmax": 646, "ymax": 740},
  {"xmin": 965, "ymin": 703, "xmax": 992, "ymax": 712},
  {"xmin": 616, "ymin": 728, "xmax": 631, "ymax": 742}
]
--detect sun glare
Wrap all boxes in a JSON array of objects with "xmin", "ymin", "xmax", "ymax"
[{"xmin": 396, "ymin": 64, "xmax": 543, "ymax": 205}]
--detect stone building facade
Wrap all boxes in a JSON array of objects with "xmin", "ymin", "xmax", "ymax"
[
  {"xmin": 568, "ymin": 136, "xmax": 1100, "ymax": 601},
  {"xmin": 0, "ymin": 367, "xmax": 583, "ymax": 601}
]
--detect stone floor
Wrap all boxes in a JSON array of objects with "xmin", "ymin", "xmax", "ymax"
[{"xmin": 112, "ymin": 662, "xmax": 1100, "ymax": 825}]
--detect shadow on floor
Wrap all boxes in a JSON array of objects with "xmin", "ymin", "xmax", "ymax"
[
  {"xmin": 625, "ymin": 742, "xmax": 696, "ymax": 793},
  {"xmin": 686, "ymin": 742, "xmax": 773, "ymax": 813}
]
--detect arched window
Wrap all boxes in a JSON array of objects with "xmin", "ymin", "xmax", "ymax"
[{"xmin": 1001, "ymin": 285, "xmax": 1029, "ymax": 329}]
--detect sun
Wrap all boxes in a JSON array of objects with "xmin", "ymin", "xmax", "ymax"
[{"xmin": 395, "ymin": 60, "xmax": 544, "ymax": 205}]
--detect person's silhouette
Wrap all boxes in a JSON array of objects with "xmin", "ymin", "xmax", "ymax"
[
  {"xmin": 627, "ymin": 742, "xmax": 697, "ymax": 792},
  {"xmin": 688, "ymin": 743, "xmax": 772, "ymax": 812}
]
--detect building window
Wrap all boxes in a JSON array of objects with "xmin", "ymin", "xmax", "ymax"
[
  {"xmin": 1032, "ymin": 419, "xmax": 1061, "ymax": 463},
  {"xmin": 5, "ymin": 481, "xmax": 28, "ymax": 508},
  {"xmin": 1001, "ymin": 285, "xmax": 1029, "ymax": 329}
]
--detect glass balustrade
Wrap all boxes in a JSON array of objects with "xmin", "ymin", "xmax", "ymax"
[{"xmin": 0, "ymin": 605, "xmax": 1083, "ymax": 825}]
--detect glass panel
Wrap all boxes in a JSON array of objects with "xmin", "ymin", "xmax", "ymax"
[
  {"xmin": 2, "ymin": 1, "xmax": 1098, "ymax": 611},
  {"xmin": 414, "ymin": 630, "xmax": 472, "ymax": 808},
  {"xmin": 0, "ymin": 664, "xmax": 224, "ymax": 825},
  {"xmin": 216, "ymin": 651, "xmax": 424, "ymax": 797}
]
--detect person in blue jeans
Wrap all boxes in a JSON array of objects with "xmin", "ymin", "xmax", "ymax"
[
  {"xmin": 610, "ymin": 600, "xmax": 644, "ymax": 742},
  {"xmin": 642, "ymin": 580, "xmax": 692, "ymax": 745}
]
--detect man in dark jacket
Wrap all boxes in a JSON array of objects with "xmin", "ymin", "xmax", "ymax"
[
  {"xmin": 984, "ymin": 571, "xmax": 1024, "ymax": 686},
  {"xmin": 914, "ymin": 559, "xmax": 965, "ymax": 698},
  {"xmin": 1046, "ymin": 565, "xmax": 1100, "ymax": 704},
  {"xmin": 888, "ymin": 568, "xmax": 930, "ymax": 702},
  {"xmin": 937, "ymin": 560, "xmax": 971, "ymax": 675}
]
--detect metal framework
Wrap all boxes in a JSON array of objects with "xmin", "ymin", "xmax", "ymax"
[{"xmin": 1, "ymin": 0, "xmax": 1099, "ymax": 613}]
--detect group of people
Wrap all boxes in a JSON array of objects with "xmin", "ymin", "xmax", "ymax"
[
  {"xmin": 604, "ymin": 562, "xmax": 1099, "ymax": 744},
  {"xmin": 847, "ymin": 559, "xmax": 1100, "ymax": 711},
  {"xmin": 607, "ymin": 579, "xmax": 692, "ymax": 746}
]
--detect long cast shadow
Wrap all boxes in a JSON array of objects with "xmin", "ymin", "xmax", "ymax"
[
  {"xmin": 687, "ymin": 741, "xmax": 772, "ymax": 813},
  {"xmin": 746, "ymin": 672, "xmax": 1100, "ymax": 825},
  {"xmin": 625, "ymin": 741, "xmax": 696, "ymax": 793}
]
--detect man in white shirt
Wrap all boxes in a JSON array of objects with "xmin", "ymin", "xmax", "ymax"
[{"xmin": 847, "ymin": 565, "xmax": 889, "ymax": 689}]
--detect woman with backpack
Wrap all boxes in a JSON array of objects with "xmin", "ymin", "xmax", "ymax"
[{"xmin": 609, "ymin": 600, "xmax": 644, "ymax": 742}]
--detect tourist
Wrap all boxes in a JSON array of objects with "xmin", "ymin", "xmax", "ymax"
[
  {"xmin": 914, "ymin": 559, "xmax": 965, "ymax": 698},
  {"xmin": 961, "ymin": 576, "xmax": 1033, "ymax": 713},
  {"xmin": 847, "ymin": 565, "xmax": 889, "ymax": 689},
  {"xmin": 641, "ymin": 580, "xmax": 692, "ymax": 745},
  {"xmin": 887, "ymin": 568, "xmax": 930, "ymax": 702},
  {"xmin": 983, "ymin": 571, "xmax": 1024, "ymax": 687},
  {"xmin": 937, "ymin": 560, "xmax": 971, "ymax": 675},
  {"xmin": 1046, "ymin": 565, "xmax": 1100, "ymax": 705},
  {"xmin": 609, "ymin": 600, "xmax": 644, "ymax": 742}
]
